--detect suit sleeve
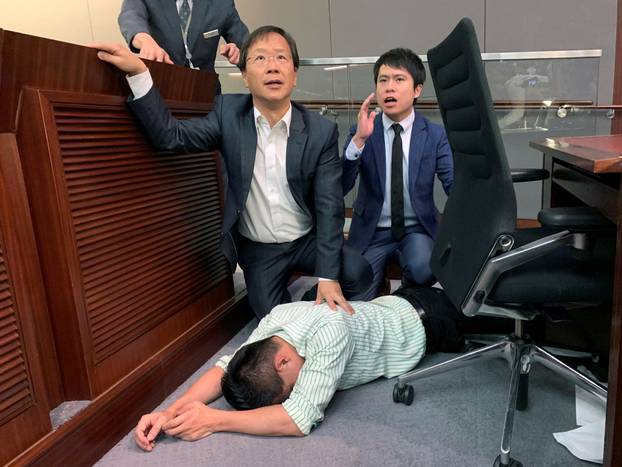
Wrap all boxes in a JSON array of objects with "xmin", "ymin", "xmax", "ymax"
[
  {"xmin": 118, "ymin": 0, "xmax": 150, "ymax": 52},
  {"xmin": 314, "ymin": 123, "xmax": 344, "ymax": 280},
  {"xmin": 127, "ymin": 86, "xmax": 222, "ymax": 154},
  {"xmin": 341, "ymin": 124, "xmax": 360, "ymax": 196},
  {"xmin": 220, "ymin": 0, "xmax": 250, "ymax": 48},
  {"xmin": 435, "ymin": 127, "xmax": 454, "ymax": 195}
]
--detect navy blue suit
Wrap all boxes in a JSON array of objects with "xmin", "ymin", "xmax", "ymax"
[
  {"xmin": 343, "ymin": 112, "xmax": 453, "ymax": 299},
  {"xmin": 128, "ymin": 89, "xmax": 371, "ymax": 317}
]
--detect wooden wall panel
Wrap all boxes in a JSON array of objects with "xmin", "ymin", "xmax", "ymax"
[
  {"xmin": 17, "ymin": 89, "xmax": 232, "ymax": 398},
  {"xmin": 0, "ymin": 134, "xmax": 52, "ymax": 465},
  {"xmin": 0, "ymin": 29, "xmax": 242, "ymax": 461},
  {"xmin": 0, "ymin": 29, "xmax": 217, "ymax": 133},
  {"xmin": 0, "ymin": 246, "xmax": 34, "ymax": 423}
]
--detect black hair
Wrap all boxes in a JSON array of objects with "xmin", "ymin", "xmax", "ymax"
[
  {"xmin": 221, "ymin": 337, "xmax": 287, "ymax": 410},
  {"xmin": 238, "ymin": 25, "xmax": 300, "ymax": 72},
  {"xmin": 373, "ymin": 47, "xmax": 426, "ymax": 89}
]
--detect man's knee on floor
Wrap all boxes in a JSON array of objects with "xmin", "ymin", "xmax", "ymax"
[{"xmin": 402, "ymin": 262, "xmax": 434, "ymax": 286}]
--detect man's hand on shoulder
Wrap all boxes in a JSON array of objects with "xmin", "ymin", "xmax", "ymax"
[
  {"xmin": 91, "ymin": 43, "xmax": 148, "ymax": 76},
  {"xmin": 162, "ymin": 401, "xmax": 220, "ymax": 441},
  {"xmin": 134, "ymin": 410, "xmax": 174, "ymax": 451},
  {"xmin": 316, "ymin": 280, "xmax": 354, "ymax": 315}
]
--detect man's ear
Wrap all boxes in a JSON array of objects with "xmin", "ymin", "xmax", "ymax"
[
  {"xmin": 414, "ymin": 83, "xmax": 423, "ymax": 98},
  {"xmin": 242, "ymin": 71, "xmax": 248, "ymax": 88},
  {"xmin": 273, "ymin": 351, "xmax": 289, "ymax": 373}
]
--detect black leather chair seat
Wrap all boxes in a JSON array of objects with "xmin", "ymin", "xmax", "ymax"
[{"xmin": 488, "ymin": 228, "xmax": 614, "ymax": 304}]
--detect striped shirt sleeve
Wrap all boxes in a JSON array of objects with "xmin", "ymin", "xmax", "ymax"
[{"xmin": 282, "ymin": 320, "xmax": 354, "ymax": 435}]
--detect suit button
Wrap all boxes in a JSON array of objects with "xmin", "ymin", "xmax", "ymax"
[{"xmin": 236, "ymin": 209, "xmax": 241, "ymax": 215}]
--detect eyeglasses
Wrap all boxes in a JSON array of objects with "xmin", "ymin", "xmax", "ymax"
[{"xmin": 246, "ymin": 54, "xmax": 291, "ymax": 66}]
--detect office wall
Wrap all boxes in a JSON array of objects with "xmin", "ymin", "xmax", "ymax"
[
  {"xmin": 0, "ymin": 0, "xmax": 124, "ymax": 45},
  {"xmin": 0, "ymin": 0, "xmax": 617, "ymax": 102},
  {"xmin": 236, "ymin": 0, "xmax": 617, "ymax": 105}
]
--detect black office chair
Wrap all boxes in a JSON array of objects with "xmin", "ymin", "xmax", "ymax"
[{"xmin": 392, "ymin": 18, "xmax": 613, "ymax": 467}]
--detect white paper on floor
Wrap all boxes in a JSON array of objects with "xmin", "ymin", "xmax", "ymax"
[{"xmin": 553, "ymin": 385, "xmax": 607, "ymax": 464}]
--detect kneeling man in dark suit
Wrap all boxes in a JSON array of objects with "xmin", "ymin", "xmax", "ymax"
[
  {"xmin": 343, "ymin": 48, "xmax": 453, "ymax": 300},
  {"xmin": 94, "ymin": 26, "xmax": 372, "ymax": 318}
]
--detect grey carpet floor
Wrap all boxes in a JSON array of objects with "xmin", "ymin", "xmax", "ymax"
[{"xmin": 97, "ymin": 318, "xmax": 597, "ymax": 467}]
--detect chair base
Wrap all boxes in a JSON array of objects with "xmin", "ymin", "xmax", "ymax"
[{"xmin": 394, "ymin": 335, "xmax": 607, "ymax": 466}]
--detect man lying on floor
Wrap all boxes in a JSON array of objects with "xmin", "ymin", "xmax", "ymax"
[{"xmin": 134, "ymin": 286, "xmax": 466, "ymax": 451}]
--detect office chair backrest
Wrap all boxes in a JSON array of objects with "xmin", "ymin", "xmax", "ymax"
[{"xmin": 428, "ymin": 18, "xmax": 517, "ymax": 311}]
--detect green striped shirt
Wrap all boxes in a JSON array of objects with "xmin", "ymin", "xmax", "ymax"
[{"xmin": 216, "ymin": 295, "xmax": 426, "ymax": 435}]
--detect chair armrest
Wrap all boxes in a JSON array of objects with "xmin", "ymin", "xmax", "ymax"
[
  {"xmin": 538, "ymin": 206, "xmax": 614, "ymax": 231},
  {"xmin": 462, "ymin": 230, "xmax": 582, "ymax": 317},
  {"xmin": 511, "ymin": 168, "xmax": 549, "ymax": 183}
]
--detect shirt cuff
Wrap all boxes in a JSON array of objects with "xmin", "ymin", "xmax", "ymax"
[
  {"xmin": 214, "ymin": 354, "xmax": 232, "ymax": 371},
  {"xmin": 345, "ymin": 139, "xmax": 364, "ymax": 160},
  {"xmin": 126, "ymin": 69, "xmax": 154, "ymax": 100},
  {"xmin": 282, "ymin": 398, "xmax": 316, "ymax": 435}
]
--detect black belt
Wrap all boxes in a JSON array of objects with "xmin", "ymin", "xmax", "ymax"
[{"xmin": 410, "ymin": 300, "xmax": 430, "ymax": 335}]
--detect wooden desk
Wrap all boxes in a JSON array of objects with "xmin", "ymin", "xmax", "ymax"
[{"xmin": 530, "ymin": 135, "xmax": 622, "ymax": 467}]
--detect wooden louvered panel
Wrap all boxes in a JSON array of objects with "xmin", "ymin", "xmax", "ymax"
[
  {"xmin": 0, "ymin": 244, "xmax": 35, "ymax": 425},
  {"xmin": 1, "ymin": 32, "xmax": 242, "ymax": 463},
  {"xmin": 54, "ymin": 104, "xmax": 230, "ymax": 364}
]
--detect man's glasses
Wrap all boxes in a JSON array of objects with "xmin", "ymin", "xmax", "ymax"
[{"xmin": 246, "ymin": 54, "xmax": 291, "ymax": 66}]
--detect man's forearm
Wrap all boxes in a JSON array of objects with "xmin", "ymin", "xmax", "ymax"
[
  {"xmin": 216, "ymin": 405, "xmax": 303, "ymax": 437},
  {"xmin": 165, "ymin": 366, "xmax": 224, "ymax": 415}
]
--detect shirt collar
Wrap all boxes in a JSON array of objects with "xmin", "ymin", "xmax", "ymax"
[
  {"xmin": 382, "ymin": 108, "xmax": 415, "ymax": 134},
  {"xmin": 254, "ymin": 105, "xmax": 293, "ymax": 136}
]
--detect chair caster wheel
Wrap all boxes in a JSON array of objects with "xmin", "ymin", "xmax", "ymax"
[
  {"xmin": 493, "ymin": 454, "xmax": 523, "ymax": 467},
  {"xmin": 393, "ymin": 383, "xmax": 414, "ymax": 405}
]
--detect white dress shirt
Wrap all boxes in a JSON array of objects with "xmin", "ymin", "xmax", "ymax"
[
  {"xmin": 176, "ymin": 0, "xmax": 193, "ymax": 10},
  {"xmin": 345, "ymin": 110, "xmax": 419, "ymax": 228},
  {"xmin": 239, "ymin": 107, "xmax": 312, "ymax": 243}
]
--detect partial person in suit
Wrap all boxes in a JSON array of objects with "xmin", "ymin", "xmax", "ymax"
[
  {"xmin": 93, "ymin": 26, "xmax": 372, "ymax": 319},
  {"xmin": 343, "ymin": 48, "xmax": 453, "ymax": 300},
  {"xmin": 118, "ymin": 0, "xmax": 248, "ymax": 75},
  {"xmin": 131, "ymin": 286, "xmax": 466, "ymax": 448}
]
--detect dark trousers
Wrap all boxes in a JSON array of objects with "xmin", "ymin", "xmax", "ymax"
[
  {"xmin": 354, "ymin": 225, "xmax": 435, "ymax": 301},
  {"xmin": 392, "ymin": 286, "xmax": 467, "ymax": 353},
  {"xmin": 237, "ymin": 232, "xmax": 372, "ymax": 319}
]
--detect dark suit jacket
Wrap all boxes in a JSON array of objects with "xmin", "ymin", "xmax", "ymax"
[
  {"xmin": 343, "ymin": 112, "xmax": 453, "ymax": 253},
  {"xmin": 118, "ymin": 0, "xmax": 249, "ymax": 72},
  {"xmin": 128, "ymin": 89, "xmax": 345, "ymax": 279}
]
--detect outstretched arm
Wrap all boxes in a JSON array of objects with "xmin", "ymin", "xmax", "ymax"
[
  {"xmin": 92, "ymin": 42, "xmax": 223, "ymax": 153},
  {"xmin": 133, "ymin": 366, "xmax": 225, "ymax": 451},
  {"xmin": 92, "ymin": 42, "xmax": 148, "ymax": 76},
  {"xmin": 162, "ymin": 402, "xmax": 303, "ymax": 441}
]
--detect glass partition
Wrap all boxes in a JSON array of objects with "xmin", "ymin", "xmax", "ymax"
[{"xmin": 215, "ymin": 50, "xmax": 612, "ymax": 219}]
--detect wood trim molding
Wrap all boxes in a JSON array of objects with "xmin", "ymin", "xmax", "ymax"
[{"xmin": 6, "ymin": 292, "xmax": 253, "ymax": 467}]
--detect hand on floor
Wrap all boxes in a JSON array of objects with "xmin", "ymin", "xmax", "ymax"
[
  {"xmin": 134, "ymin": 411, "xmax": 174, "ymax": 451},
  {"xmin": 162, "ymin": 401, "xmax": 218, "ymax": 441}
]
